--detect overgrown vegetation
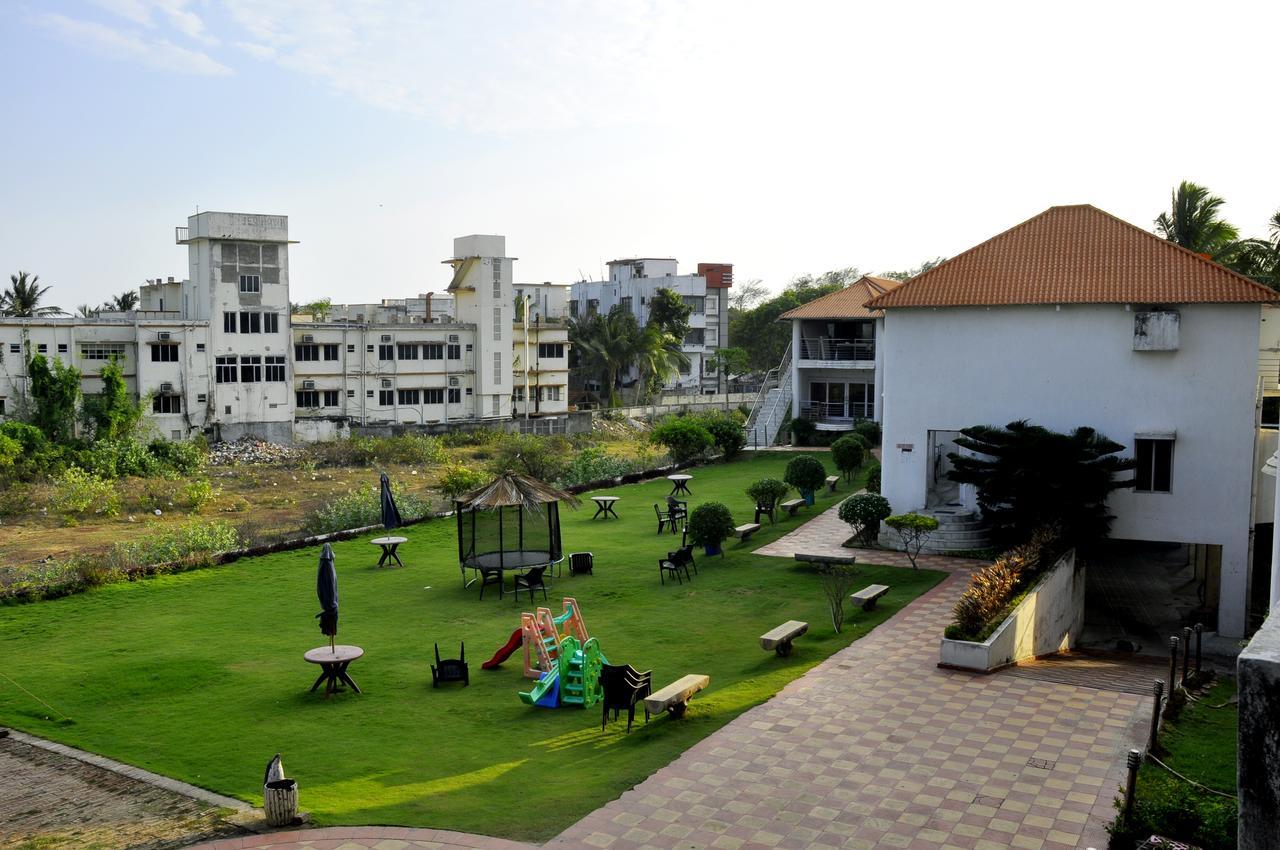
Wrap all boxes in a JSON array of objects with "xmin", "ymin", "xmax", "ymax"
[
  {"xmin": 649, "ymin": 416, "xmax": 714, "ymax": 463},
  {"xmin": 945, "ymin": 526, "xmax": 1061, "ymax": 641},
  {"xmin": 302, "ymin": 484, "xmax": 432, "ymax": 535}
]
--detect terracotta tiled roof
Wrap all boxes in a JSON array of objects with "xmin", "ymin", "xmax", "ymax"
[
  {"xmin": 865, "ymin": 204, "xmax": 1277, "ymax": 309},
  {"xmin": 779, "ymin": 275, "xmax": 905, "ymax": 320}
]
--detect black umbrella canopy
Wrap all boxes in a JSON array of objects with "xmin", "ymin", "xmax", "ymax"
[
  {"xmin": 316, "ymin": 543, "xmax": 338, "ymax": 639},
  {"xmin": 380, "ymin": 472, "xmax": 402, "ymax": 530}
]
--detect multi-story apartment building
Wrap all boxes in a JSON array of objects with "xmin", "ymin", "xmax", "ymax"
[
  {"xmin": 568, "ymin": 258, "xmax": 732, "ymax": 392},
  {"xmin": 0, "ymin": 216, "xmax": 569, "ymax": 443}
]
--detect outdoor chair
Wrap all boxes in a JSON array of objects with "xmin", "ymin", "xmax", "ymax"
[
  {"xmin": 600, "ymin": 663, "xmax": 652, "ymax": 732},
  {"xmin": 668, "ymin": 545, "xmax": 697, "ymax": 577},
  {"xmin": 478, "ymin": 566, "xmax": 504, "ymax": 600},
  {"xmin": 667, "ymin": 497, "xmax": 689, "ymax": 524},
  {"xmin": 569, "ymin": 552, "xmax": 594, "ymax": 576},
  {"xmin": 514, "ymin": 566, "xmax": 549, "ymax": 603},
  {"xmin": 654, "ymin": 504, "xmax": 676, "ymax": 535},
  {"xmin": 431, "ymin": 642, "xmax": 469, "ymax": 688},
  {"xmin": 659, "ymin": 557, "xmax": 685, "ymax": 585},
  {"xmin": 754, "ymin": 499, "xmax": 778, "ymax": 525}
]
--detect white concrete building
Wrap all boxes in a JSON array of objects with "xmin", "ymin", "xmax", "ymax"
[
  {"xmin": 868, "ymin": 204, "xmax": 1276, "ymax": 639},
  {"xmin": 569, "ymin": 258, "xmax": 733, "ymax": 392}
]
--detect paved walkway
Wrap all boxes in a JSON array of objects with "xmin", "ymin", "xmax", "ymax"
[{"xmin": 184, "ymin": 827, "xmax": 535, "ymax": 850}]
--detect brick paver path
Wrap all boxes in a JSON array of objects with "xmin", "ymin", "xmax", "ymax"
[{"xmin": 183, "ymin": 826, "xmax": 535, "ymax": 850}]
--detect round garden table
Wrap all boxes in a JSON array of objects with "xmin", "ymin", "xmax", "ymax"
[
  {"xmin": 304, "ymin": 644, "xmax": 363, "ymax": 696},
  {"xmin": 370, "ymin": 536, "xmax": 408, "ymax": 568},
  {"xmin": 667, "ymin": 474, "xmax": 693, "ymax": 496},
  {"xmin": 591, "ymin": 496, "xmax": 620, "ymax": 519}
]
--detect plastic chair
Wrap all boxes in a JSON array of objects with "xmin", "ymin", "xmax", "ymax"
[
  {"xmin": 514, "ymin": 566, "xmax": 549, "ymax": 603},
  {"xmin": 659, "ymin": 558, "xmax": 684, "ymax": 585},
  {"xmin": 600, "ymin": 663, "xmax": 652, "ymax": 732},
  {"xmin": 478, "ymin": 566, "xmax": 503, "ymax": 600},
  {"xmin": 569, "ymin": 552, "xmax": 594, "ymax": 576},
  {"xmin": 431, "ymin": 642, "xmax": 469, "ymax": 687}
]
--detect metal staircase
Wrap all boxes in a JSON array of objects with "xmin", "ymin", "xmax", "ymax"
[{"xmin": 746, "ymin": 343, "xmax": 793, "ymax": 448}]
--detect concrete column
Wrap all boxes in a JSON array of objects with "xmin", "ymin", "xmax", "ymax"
[
  {"xmin": 1219, "ymin": 536, "xmax": 1250, "ymax": 639},
  {"xmin": 790, "ymin": 319, "xmax": 802, "ymax": 420},
  {"xmin": 1239, "ymin": 610, "xmax": 1280, "ymax": 849},
  {"xmin": 873, "ymin": 317, "xmax": 885, "ymax": 423}
]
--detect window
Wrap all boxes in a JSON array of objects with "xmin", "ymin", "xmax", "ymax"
[
  {"xmin": 569, "ymin": 300, "xmax": 578, "ymax": 319},
  {"xmin": 81, "ymin": 344, "xmax": 127, "ymax": 361},
  {"xmin": 620, "ymin": 296, "xmax": 633, "ymax": 314},
  {"xmin": 296, "ymin": 390, "xmax": 320, "ymax": 408},
  {"xmin": 347, "ymin": 344, "xmax": 355, "ymax": 353},
  {"xmin": 197, "ymin": 393, "xmax": 207, "ymax": 403},
  {"xmin": 684, "ymin": 328, "xmax": 705, "ymax": 346},
  {"xmin": 379, "ymin": 390, "xmax": 394, "ymax": 405},
  {"xmin": 37, "ymin": 344, "xmax": 47, "ymax": 354},
  {"xmin": 366, "ymin": 344, "xmax": 374, "ymax": 353},
  {"xmin": 57, "ymin": 343, "xmax": 68, "ymax": 354},
  {"xmin": 378, "ymin": 344, "xmax": 394, "ymax": 361},
  {"xmin": 0, "ymin": 398, "xmax": 5, "ymax": 415},
  {"xmin": 424, "ymin": 388, "xmax": 444, "ymax": 404},
  {"xmin": 398, "ymin": 389, "xmax": 421, "ymax": 405},
  {"xmin": 492, "ymin": 259, "xmax": 502, "ymax": 296},
  {"xmin": 264, "ymin": 313, "xmax": 279, "ymax": 334},
  {"xmin": 448, "ymin": 387, "xmax": 461, "ymax": 404},
  {"xmin": 682, "ymin": 296, "xmax": 705, "ymax": 313},
  {"xmin": 538, "ymin": 342, "xmax": 564, "ymax": 359},
  {"xmin": 294, "ymin": 343, "xmax": 319, "ymax": 361},
  {"xmin": 346, "ymin": 389, "xmax": 354, "ymax": 398},
  {"xmin": 493, "ymin": 351, "xmax": 502, "ymax": 385},
  {"xmin": 323, "ymin": 390, "xmax": 340, "ymax": 407},
  {"xmin": 239, "ymin": 311, "xmax": 261, "ymax": 334},
  {"xmin": 493, "ymin": 306, "xmax": 502, "ymax": 340},
  {"xmin": 215, "ymin": 356, "xmax": 237, "ymax": 383},
  {"xmin": 8, "ymin": 343, "xmax": 19, "ymax": 354},
  {"xmin": 241, "ymin": 355, "xmax": 262, "ymax": 383},
  {"xmin": 265, "ymin": 356, "xmax": 286, "ymax": 382},
  {"xmin": 513, "ymin": 387, "xmax": 524, "ymax": 402},
  {"xmin": 151, "ymin": 343, "xmax": 179, "ymax": 362},
  {"xmin": 587, "ymin": 299, "xmax": 599, "ymax": 316},
  {"xmin": 542, "ymin": 386, "xmax": 562, "ymax": 401},
  {"xmin": 152, "ymin": 395, "xmax": 182, "ymax": 414},
  {"xmin": 447, "ymin": 343, "xmax": 461, "ymax": 359},
  {"xmin": 492, "ymin": 395, "xmax": 500, "ymax": 415},
  {"xmin": 1135, "ymin": 438, "xmax": 1174, "ymax": 492},
  {"xmin": 196, "ymin": 343, "xmax": 205, "ymax": 352},
  {"xmin": 397, "ymin": 343, "xmax": 418, "ymax": 360},
  {"xmin": 323, "ymin": 344, "xmax": 339, "ymax": 361},
  {"xmin": 239, "ymin": 274, "xmax": 261, "ymax": 293},
  {"xmin": 224, "ymin": 312, "xmax": 237, "ymax": 333},
  {"xmin": 423, "ymin": 343, "xmax": 444, "ymax": 360}
]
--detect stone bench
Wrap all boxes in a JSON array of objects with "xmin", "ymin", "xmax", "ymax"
[
  {"xmin": 825, "ymin": 475, "xmax": 840, "ymax": 493},
  {"xmin": 760, "ymin": 620, "xmax": 808, "ymax": 657},
  {"xmin": 794, "ymin": 553, "xmax": 857, "ymax": 566},
  {"xmin": 850, "ymin": 583, "xmax": 889, "ymax": 611},
  {"xmin": 732, "ymin": 523, "xmax": 761, "ymax": 542},
  {"xmin": 780, "ymin": 498, "xmax": 805, "ymax": 517},
  {"xmin": 645, "ymin": 674, "xmax": 710, "ymax": 718}
]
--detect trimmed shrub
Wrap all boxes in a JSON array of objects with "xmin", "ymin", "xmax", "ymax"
[
  {"xmin": 746, "ymin": 478, "xmax": 789, "ymax": 510},
  {"xmin": 650, "ymin": 417, "xmax": 714, "ymax": 463},
  {"xmin": 865, "ymin": 461, "xmax": 881, "ymax": 494},
  {"xmin": 688, "ymin": 502, "xmax": 735, "ymax": 551},
  {"xmin": 698, "ymin": 413, "xmax": 746, "ymax": 460},
  {"xmin": 854, "ymin": 419, "xmax": 881, "ymax": 445},
  {"xmin": 783, "ymin": 455, "xmax": 826, "ymax": 495},
  {"xmin": 830, "ymin": 434, "xmax": 866, "ymax": 481},
  {"xmin": 884, "ymin": 512, "xmax": 940, "ymax": 568},
  {"xmin": 838, "ymin": 493, "xmax": 891, "ymax": 546}
]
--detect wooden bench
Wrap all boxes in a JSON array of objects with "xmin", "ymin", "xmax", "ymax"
[
  {"xmin": 732, "ymin": 523, "xmax": 761, "ymax": 542},
  {"xmin": 759, "ymin": 620, "xmax": 808, "ymax": 657},
  {"xmin": 825, "ymin": 475, "xmax": 840, "ymax": 493},
  {"xmin": 780, "ymin": 498, "xmax": 805, "ymax": 517},
  {"xmin": 645, "ymin": 674, "xmax": 709, "ymax": 718},
  {"xmin": 850, "ymin": 583, "xmax": 889, "ymax": 611}
]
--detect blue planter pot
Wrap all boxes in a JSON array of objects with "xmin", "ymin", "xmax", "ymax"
[
  {"xmin": 802, "ymin": 490, "xmax": 815, "ymax": 506},
  {"xmin": 704, "ymin": 544, "xmax": 721, "ymax": 557}
]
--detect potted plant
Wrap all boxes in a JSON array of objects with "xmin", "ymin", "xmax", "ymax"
[
  {"xmin": 746, "ymin": 477, "xmax": 789, "ymax": 522},
  {"xmin": 688, "ymin": 502, "xmax": 735, "ymax": 557},
  {"xmin": 838, "ymin": 493, "xmax": 892, "ymax": 546},
  {"xmin": 784, "ymin": 455, "xmax": 827, "ymax": 505}
]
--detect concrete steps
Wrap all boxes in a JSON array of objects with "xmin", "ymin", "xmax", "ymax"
[{"xmin": 880, "ymin": 506, "xmax": 993, "ymax": 554}]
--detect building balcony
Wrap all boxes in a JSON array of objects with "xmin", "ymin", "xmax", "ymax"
[
  {"xmin": 174, "ymin": 226, "xmax": 190, "ymax": 244},
  {"xmin": 801, "ymin": 400, "xmax": 874, "ymax": 429},
  {"xmin": 797, "ymin": 337, "xmax": 875, "ymax": 366}
]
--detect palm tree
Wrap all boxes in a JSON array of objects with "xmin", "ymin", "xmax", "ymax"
[
  {"xmin": 1154, "ymin": 181, "xmax": 1241, "ymax": 258},
  {"xmin": 632, "ymin": 323, "xmax": 690, "ymax": 403},
  {"xmin": 75, "ymin": 303, "xmax": 98, "ymax": 318},
  {"xmin": 109, "ymin": 290, "xmax": 139, "ymax": 311},
  {"xmin": 569, "ymin": 308, "xmax": 644, "ymax": 407},
  {"xmin": 1, "ymin": 271, "xmax": 64, "ymax": 317}
]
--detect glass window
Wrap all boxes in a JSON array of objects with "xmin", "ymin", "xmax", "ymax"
[
  {"xmin": 397, "ymin": 388, "xmax": 420, "ymax": 405},
  {"xmin": 265, "ymin": 356, "xmax": 286, "ymax": 381},
  {"xmin": 538, "ymin": 343, "xmax": 564, "ymax": 358},
  {"xmin": 448, "ymin": 387, "xmax": 461, "ymax": 404},
  {"xmin": 296, "ymin": 390, "xmax": 320, "ymax": 408},
  {"xmin": 323, "ymin": 344, "xmax": 339, "ymax": 361},
  {"xmin": 322, "ymin": 390, "xmax": 340, "ymax": 406},
  {"xmin": 215, "ymin": 356, "xmax": 237, "ymax": 383},
  {"xmin": 397, "ymin": 343, "xmax": 419, "ymax": 360},
  {"xmin": 223, "ymin": 312, "xmax": 237, "ymax": 333},
  {"xmin": 295, "ymin": 344, "xmax": 319, "ymax": 361},
  {"xmin": 239, "ymin": 274, "xmax": 261, "ymax": 293},
  {"xmin": 424, "ymin": 388, "xmax": 444, "ymax": 404},
  {"xmin": 379, "ymin": 344, "xmax": 394, "ymax": 361},
  {"xmin": 264, "ymin": 313, "xmax": 280, "ymax": 334},
  {"xmin": 379, "ymin": 390, "xmax": 394, "ymax": 405},
  {"xmin": 241, "ymin": 355, "xmax": 262, "ymax": 383},
  {"xmin": 152, "ymin": 395, "xmax": 182, "ymax": 414},
  {"xmin": 1135, "ymin": 438, "xmax": 1173, "ymax": 492},
  {"xmin": 151, "ymin": 343, "xmax": 179, "ymax": 362},
  {"xmin": 423, "ymin": 343, "xmax": 444, "ymax": 360},
  {"xmin": 447, "ymin": 343, "xmax": 461, "ymax": 359}
]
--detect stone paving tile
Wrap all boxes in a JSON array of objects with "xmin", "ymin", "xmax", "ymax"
[{"xmin": 182, "ymin": 826, "xmax": 536, "ymax": 850}]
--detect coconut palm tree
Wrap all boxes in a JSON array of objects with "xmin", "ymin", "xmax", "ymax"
[
  {"xmin": 1, "ymin": 271, "xmax": 64, "ymax": 317},
  {"xmin": 109, "ymin": 290, "xmax": 139, "ymax": 311},
  {"xmin": 75, "ymin": 303, "xmax": 98, "ymax": 318},
  {"xmin": 1155, "ymin": 182, "xmax": 1241, "ymax": 258},
  {"xmin": 632, "ymin": 323, "xmax": 690, "ymax": 403},
  {"xmin": 569, "ymin": 308, "xmax": 643, "ymax": 407}
]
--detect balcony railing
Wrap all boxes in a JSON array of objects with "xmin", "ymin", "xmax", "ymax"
[
  {"xmin": 799, "ymin": 337, "xmax": 875, "ymax": 362},
  {"xmin": 802, "ymin": 400, "xmax": 874, "ymax": 421},
  {"xmin": 174, "ymin": 226, "xmax": 190, "ymax": 244}
]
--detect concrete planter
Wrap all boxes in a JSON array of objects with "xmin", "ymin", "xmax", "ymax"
[{"xmin": 938, "ymin": 549, "xmax": 1084, "ymax": 673}]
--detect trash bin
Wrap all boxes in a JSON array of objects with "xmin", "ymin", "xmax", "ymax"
[{"xmin": 263, "ymin": 778, "xmax": 298, "ymax": 827}]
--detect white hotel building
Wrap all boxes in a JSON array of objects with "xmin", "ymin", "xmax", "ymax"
[{"xmin": 0, "ymin": 213, "xmax": 570, "ymax": 443}]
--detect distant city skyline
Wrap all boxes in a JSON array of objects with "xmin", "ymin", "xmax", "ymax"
[{"xmin": 3, "ymin": 0, "xmax": 1279, "ymax": 309}]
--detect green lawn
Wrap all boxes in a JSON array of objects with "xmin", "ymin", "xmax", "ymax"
[{"xmin": 0, "ymin": 452, "xmax": 943, "ymax": 841}]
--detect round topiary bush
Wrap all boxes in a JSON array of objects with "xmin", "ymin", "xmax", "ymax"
[
  {"xmin": 746, "ymin": 477, "xmax": 789, "ymax": 509},
  {"xmin": 838, "ymin": 493, "xmax": 891, "ymax": 546},
  {"xmin": 830, "ymin": 434, "xmax": 866, "ymax": 481},
  {"xmin": 854, "ymin": 419, "xmax": 881, "ymax": 445},
  {"xmin": 699, "ymin": 414, "xmax": 746, "ymax": 460},
  {"xmin": 650, "ymin": 417, "xmax": 715, "ymax": 463},
  {"xmin": 784, "ymin": 455, "xmax": 827, "ymax": 501},
  {"xmin": 688, "ymin": 501, "xmax": 735, "ymax": 554},
  {"xmin": 865, "ymin": 460, "xmax": 882, "ymax": 494}
]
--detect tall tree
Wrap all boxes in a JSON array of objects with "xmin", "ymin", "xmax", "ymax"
[
  {"xmin": 1155, "ymin": 181, "xmax": 1241, "ymax": 258},
  {"xmin": 569, "ymin": 307, "xmax": 644, "ymax": 407},
  {"xmin": 880, "ymin": 257, "xmax": 947, "ymax": 281},
  {"xmin": 109, "ymin": 290, "xmax": 139, "ymax": 311},
  {"xmin": 729, "ymin": 267, "xmax": 860, "ymax": 371},
  {"xmin": 729, "ymin": 278, "xmax": 769, "ymax": 311},
  {"xmin": 647, "ymin": 288, "xmax": 692, "ymax": 341},
  {"xmin": 2, "ymin": 271, "xmax": 63, "ymax": 317},
  {"xmin": 633, "ymin": 323, "xmax": 690, "ymax": 402},
  {"xmin": 27, "ymin": 354, "xmax": 81, "ymax": 443}
]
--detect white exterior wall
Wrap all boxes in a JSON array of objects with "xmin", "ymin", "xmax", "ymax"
[{"xmin": 880, "ymin": 302, "xmax": 1261, "ymax": 637}]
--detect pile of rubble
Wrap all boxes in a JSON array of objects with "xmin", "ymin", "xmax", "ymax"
[{"xmin": 207, "ymin": 436, "xmax": 301, "ymax": 467}]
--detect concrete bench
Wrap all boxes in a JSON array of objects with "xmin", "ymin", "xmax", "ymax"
[
  {"xmin": 780, "ymin": 498, "xmax": 805, "ymax": 517},
  {"xmin": 760, "ymin": 620, "xmax": 808, "ymax": 657},
  {"xmin": 825, "ymin": 475, "xmax": 840, "ymax": 493},
  {"xmin": 732, "ymin": 523, "xmax": 761, "ymax": 542},
  {"xmin": 794, "ymin": 553, "xmax": 857, "ymax": 566},
  {"xmin": 645, "ymin": 674, "xmax": 710, "ymax": 718},
  {"xmin": 850, "ymin": 583, "xmax": 889, "ymax": 611}
]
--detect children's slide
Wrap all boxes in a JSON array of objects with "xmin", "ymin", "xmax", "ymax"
[{"xmin": 481, "ymin": 628, "xmax": 523, "ymax": 670}]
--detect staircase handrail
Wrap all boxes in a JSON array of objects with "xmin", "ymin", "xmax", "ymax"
[{"xmin": 746, "ymin": 341, "xmax": 792, "ymax": 431}]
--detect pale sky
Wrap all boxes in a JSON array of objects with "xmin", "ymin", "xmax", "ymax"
[{"xmin": 3, "ymin": 0, "xmax": 1279, "ymax": 309}]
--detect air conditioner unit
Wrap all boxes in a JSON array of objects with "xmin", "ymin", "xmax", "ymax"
[
  {"xmin": 302, "ymin": 334, "xmax": 315, "ymax": 343},
  {"xmin": 448, "ymin": 377, "xmax": 459, "ymax": 387},
  {"xmin": 381, "ymin": 334, "xmax": 392, "ymax": 342},
  {"xmin": 159, "ymin": 382, "xmax": 174, "ymax": 393},
  {"xmin": 448, "ymin": 334, "xmax": 459, "ymax": 343},
  {"xmin": 381, "ymin": 378, "xmax": 393, "ymax": 388},
  {"xmin": 302, "ymin": 380, "xmax": 316, "ymax": 390},
  {"xmin": 157, "ymin": 332, "xmax": 171, "ymax": 341}
]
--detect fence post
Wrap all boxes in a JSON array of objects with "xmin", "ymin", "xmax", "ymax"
[
  {"xmin": 1148, "ymin": 679, "xmax": 1163, "ymax": 752},
  {"xmin": 1167, "ymin": 636, "xmax": 1179, "ymax": 696},
  {"xmin": 1181, "ymin": 626, "xmax": 1192, "ymax": 688},
  {"xmin": 1122, "ymin": 749, "xmax": 1142, "ymax": 827},
  {"xmin": 1194, "ymin": 623, "xmax": 1203, "ymax": 677}
]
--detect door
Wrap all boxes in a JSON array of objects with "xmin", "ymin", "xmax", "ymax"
[
  {"xmin": 927, "ymin": 430, "xmax": 963, "ymax": 507},
  {"xmin": 827, "ymin": 383, "xmax": 845, "ymax": 420}
]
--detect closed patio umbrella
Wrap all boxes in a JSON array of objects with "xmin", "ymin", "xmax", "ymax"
[
  {"xmin": 316, "ymin": 543, "xmax": 338, "ymax": 651},
  {"xmin": 380, "ymin": 472, "xmax": 402, "ymax": 530}
]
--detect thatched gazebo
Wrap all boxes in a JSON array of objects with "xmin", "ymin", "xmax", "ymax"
[{"xmin": 455, "ymin": 471, "xmax": 578, "ymax": 584}]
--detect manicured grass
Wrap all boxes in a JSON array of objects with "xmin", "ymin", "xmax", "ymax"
[{"xmin": 0, "ymin": 452, "xmax": 943, "ymax": 840}]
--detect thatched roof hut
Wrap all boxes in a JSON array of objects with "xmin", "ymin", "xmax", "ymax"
[
  {"xmin": 455, "ymin": 471, "xmax": 577, "ymax": 579},
  {"xmin": 455, "ymin": 471, "xmax": 579, "ymax": 511}
]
